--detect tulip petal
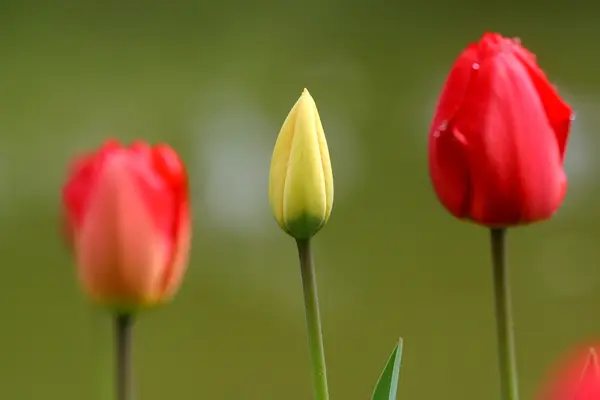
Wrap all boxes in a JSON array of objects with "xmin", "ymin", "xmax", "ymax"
[
  {"xmin": 76, "ymin": 153, "xmax": 168, "ymax": 306},
  {"xmin": 152, "ymin": 144, "xmax": 187, "ymax": 190},
  {"xmin": 462, "ymin": 52, "xmax": 565, "ymax": 225},
  {"xmin": 152, "ymin": 144, "xmax": 190, "ymax": 299},
  {"xmin": 160, "ymin": 207, "xmax": 191, "ymax": 300},
  {"xmin": 99, "ymin": 138, "xmax": 121, "ymax": 155},
  {"xmin": 538, "ymin": 346, "xmax": 600, "ymax": 400},
  {"xmin": 512, "ymin": 49, "xmax": 573, "ymax": 162},
  {"xmin": 312, "ymin": 101, "xmax": 334, "ymax": 222},
  {"xmin": 282, "ymin": 91, "xmax": 328, "ymax": 238},
  {"xmin": 429, "ymin": 126, "xmax": 470, "ymax": 219},
  {"xmin": 428, "ymin": 32, "xmax": 570, "ymax": 227},
  {"xmin": 269, "ymin": 98, "xmax": 300, "ymax": 231},
  {"xmin": 128, "ymin": 155, "xmax": 177, "ymax": 244},
  {"xmin": 574, "ymin": 349, "xmax": 600, "ymax": 399},
  {"xmin": 484, "ymin": 35, "xmax": 572, "ymax": 161},
  {"xmin": 428, "ymin": 42, "xmax": 480, "ymax": 220},
  {"xmin": 130, "ymin": 141, "xmax": 152, "ymax": 159},
  {"xmin": 62, "ymin": 140, "xmax": 191, "ymax": 309},
  {"xmin": 429, "ymin": 44, "xmax": 480, "ymax": 138},
  {"xmin": 63, "ymin": 155, "xmax": 100, "ymax": 228}
]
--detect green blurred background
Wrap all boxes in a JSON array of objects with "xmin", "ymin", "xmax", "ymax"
[{"xmin": 1, "ymin": 1, "xmax": 599, "ymax": 399}]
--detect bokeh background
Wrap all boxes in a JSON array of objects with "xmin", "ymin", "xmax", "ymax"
[{"xmin": 1, "ymin": 2, "xmax": 599, "ymax": 399}]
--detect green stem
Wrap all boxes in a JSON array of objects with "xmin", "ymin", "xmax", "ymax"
[
  {"xmin": 490, "ymin": 228, "xmax": 520, "ymax": 400},
  {"xmin": 296, "ymin": 238, "xmax": 330, "ymax": 400},
  {"xmin": 115, "ymin": 313, "xmax": 134, "ymax": 400}
]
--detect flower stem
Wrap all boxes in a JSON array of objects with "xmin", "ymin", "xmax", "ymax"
[
  {"xmin": 296, "ymin": 238, "xmax": 330, "ymax": 400},
  {"xmin": 489, "ymin": 228, "xmax": 520, "ymax": 400},
  {"xmin": 115, "ymin": 313, "xmax": 134, "ymax": 400}
]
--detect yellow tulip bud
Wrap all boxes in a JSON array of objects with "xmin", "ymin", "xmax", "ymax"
[{"xmin": 269, "ymin": 89, "xmax": 334, "ymax": 239}]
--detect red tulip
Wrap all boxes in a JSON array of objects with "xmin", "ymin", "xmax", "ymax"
[
  {"xmin": 537, "ymin": 345, "xmax": 600, "ymax": 400},
  {"xmin": 428, "ymin": 32, "xmax": 573, "ymax": 226},
  {"xmin": 62, "ymin": 139, "xmax": 191, "ymax": 309}
]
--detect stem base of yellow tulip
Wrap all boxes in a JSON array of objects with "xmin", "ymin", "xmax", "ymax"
[
  {"xmin": 115, "ymin": 313, "xmax": 134, "ymax": 400},
  {"xmin": 490, "ymin": 228, "xmax": 520, "ymax": 400},
  {"xmin": 296, "ymin": 239, "xmax": 330, "ymax": 400}
]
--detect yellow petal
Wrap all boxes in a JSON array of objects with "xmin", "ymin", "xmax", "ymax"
[
  {"xmin": 269, "ymin": 95, "xmax": 300, "ymax": 229},
  {"xmin": 312, "ymin": 96, "xmax": 334, "ymax": 221},
  {"xmin": 269, "ymin": 89, "xmax": 334, "ymax": 239}
]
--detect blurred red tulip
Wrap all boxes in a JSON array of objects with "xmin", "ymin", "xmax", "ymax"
[
  {"xmin": 62, "ymin": 139, "xmax": 191, "ymax": 310},
  {"xmin": 428, "ymin": 32, "xmax": 573, "ymax": 227},
  {"xmin": 538, "ymin": 345, "xmax": 600, "ymax": 400}
]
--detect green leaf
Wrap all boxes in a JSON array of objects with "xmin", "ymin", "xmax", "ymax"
[{"xmin": 371, "ymin": 338, "xmax": 404, "ymax": 400}]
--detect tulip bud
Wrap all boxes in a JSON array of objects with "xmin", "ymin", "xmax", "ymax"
[
  {"xmin": 61, "ymin": 139, "xmax": 191, "ymax": 311},
  {"xmin": 269, "ymin": 89, "xmax": 334, "ymax": 239},
  {"xmin": 428, "ymin": 32, "xmax": 573, "ymax": 227},
  {"xmin": 538, "ymin": 345, "xmax": 600, "ymax": 400}
]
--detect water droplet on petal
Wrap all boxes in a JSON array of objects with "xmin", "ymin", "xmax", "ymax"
[
  {"xmin": 433, "ymin": 121, "xmax": 448, "ymax": 138},
  {"xmin": 570, "ymin": 113, "xmax": 576, "ymax": 121},
  {"xmin": 472, "ymin": 63, "xmax": 480, "ymax": 70}
]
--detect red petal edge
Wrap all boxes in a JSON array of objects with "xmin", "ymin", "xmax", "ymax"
[{"xmin": 150, "ymin": 144, "xmax": 189, "ymax": 292}]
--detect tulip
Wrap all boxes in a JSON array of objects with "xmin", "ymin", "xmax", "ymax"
[
  {"xmin": 537, "ymin": 345, "xmax": 600, "ymax": 400},
  {"xmin": 269, "ymin": 88, "xmax": 334, "ymax": 239},
  {"xmin": 61, "ymin": 139, "xmax": 191, "ymax": 311},
  {"xmin": 428, "ymin": 32, "xmax": 573, "ymax": 227}
]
